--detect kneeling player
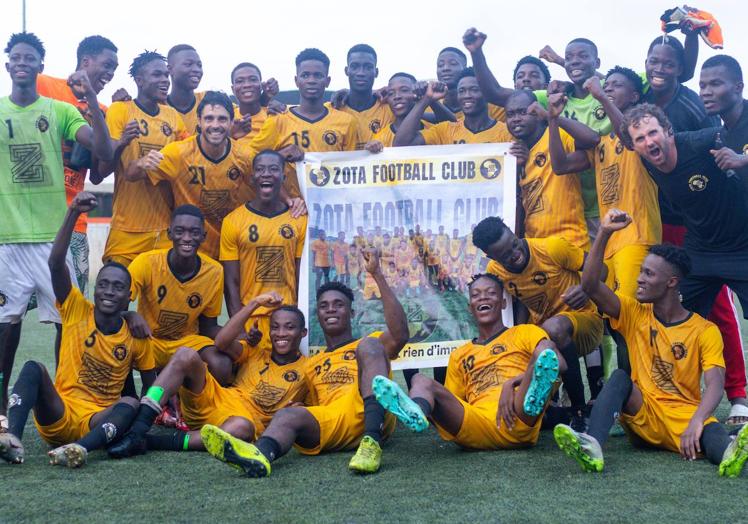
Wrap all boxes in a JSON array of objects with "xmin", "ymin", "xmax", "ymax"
[
  {"xmin": 374, "ymin": 274, "xmax": 565, "ymax": 450},
  {"xmin": 0, "ymin": 194, "xmax": 156, "ymax": 467},
  {"xmin": 200, "ymin": 248, "xmax": 409, "ymax": 476},
  {"xmin": 554, "ymin": 209, "xmax": 748, "ymax": 477},
  {"xmin": 108, "ymin": 293, "xmax": 307, "ymax": 456}
]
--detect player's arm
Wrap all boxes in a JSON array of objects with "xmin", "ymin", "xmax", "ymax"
[
  {"xmin": 463, "ymin": 28, "xmax": 514, "ymax": 107},
  {"xmin": 123, "ymin": 150, "xmax": 165, "ymax": 182},
  {"xmin": 49, "ymin": 192, "xmax": 98, "ymax": 304},
  {"xmin": 424, "ymin": 85, "xmax": 458, "ymax": 123},
  {"xmin": 680, "ymin": 29, "xmax": 699, "ymax": 84},
  {"xmin": 222, "ymin": 260, "xmax": 243, "ymax": 317},
  {"xmin": 681, "ymin": 366, "xmax": 724, "ymax": 460},
  {"xmin": 543, "ymin": 99, "xmax": 592, "ymax": 175},
  {"xmin": 580, "ymin": 209, "xmax": 628, "ymax": 319},
  {"xmin": 214, "ymin": 293, "xmax": 282, "ymax": 360},
  {"xmin": 545, "ymin": 92, "xmax": 600, "ymax": 148},
  {"xmin": 393, "ymin": 82, "xmax": 446, "ymax": 146},
  {"xmin": 583, "ymin": 77, "xmax": 626, "ymax": 142},
  {"xmin": 67, "ymin": 71, "xmax": 114, "ymax": 162},
  {"xmin": 198, "ymin": 316, "xmax": 221, "ymax": 340},
  {"xmin": 91, "ymin": 120, "xmax": 140, "ymax": 184},
  {"xmin": 362, "ymin": 248, "xmax": 408, "ymax": 359}
]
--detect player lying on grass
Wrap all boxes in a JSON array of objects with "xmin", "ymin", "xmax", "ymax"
[
  {"xmin": 107, "ymin": 293, "xmax": 307, "ymax": 457},
  {"xmin": 200, "ymin": 248, "xmax": 409, "ymax": 476},
  {"xmin": 372, "ymin": 273, "xmax": 565, "ymax": 450},
  {"xmin": 554, "ymin": 209, "xmax": 748, "ymax": 477},
  {"xmin": 0, "ymin": 193, "xmax": 156, "ymax": 467}
]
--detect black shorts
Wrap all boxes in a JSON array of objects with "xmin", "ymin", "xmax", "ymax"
[{"xmin": 680, "ymin": 248, "xmax": 748, "ymax": 318}]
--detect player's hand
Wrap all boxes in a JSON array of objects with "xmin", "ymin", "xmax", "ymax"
[
  {"xmin": 262, "ymin": 77, "xmax": 280, "ymax": 98},
  {"xmin": 138, "ymin": 150, "xmax": 164, "ymax": 171},
  {"xmin": 373, "ymin": 85, "xmax": 389, "ymax": 102},
  {"xmin": 680, "ymin": 416, "xmax": 704, "ymax": 461},
  {"xmin": 246, "ymin": 320, "xmax": 262, "ymax": 347},
  {"xmin": 70, "ymin": 191, "xmax": 98, "ymax": 213},
  {"xmin": 362, "ymin": 247, "xmax": 381, "ymax": 275},
  {"xmin": 710, "ymin": 147, "xmax": 747, "ymax": 171},
  {"xmin": 330, "ymin": 88, "xmax": 350, "ymax": 109},
  {"xmin": 364, "ymin": 140, "xmax": 384, "ymax": 154},
  {"xmin": 547, "ymin": 80, "xmax": 572, "ymax": 95},
  {"xmin": 424, "ymin": 81, "xmax": 448, "ymax": 103},
  {"xmin": 539, "ymin": 45, "xmax": 564, "ymax": 66},
  {"xmin": 497, "ymin": 381, "xmax": 517, "ymax": 430},
  {"xmin": 266, "ymin": 98, "xmax": 287, "ymax": 116},
  {"xmin": 287, "ymin": 197, "xmax": 307, "ymax": 218},
  {"xmin": 67, "ymin": 70, "xmax": 96, "ymax": 99},
  {"xmin": 230, "ymin": 113, "xmax": 253, "ymax": 140},
  {"xmin": 601, "ymin": 208, "xmax": 633, "ymax": 234},
  {"xmin": 120, "ymin": 120, "xmax": 141, "ymax": 146},
  {"xmin": 462, "ymin": 27, "xmax": 487, "ymax": 53},
  {"xmin": 509, "ymin": 140, "xmax": 530, "ymax": 166},
  {"xmin": 583, "ymin": 77, "xmax": 605, "ymax": 101},
  {"xmin": 111, "ymin": 87, "xmax": 132, "ymax": 103},
  {"xmin": 279, "ymin": 144, "xmax": 304, "ymax": 162},
  {"xmin": 254, "ymin": 292, "xmax": 283, "ymax": 308},
  {"xmin": 547, "ymin": 92, "xmax": 568, "ymax": 120},
  {"xmin": 527, "ymin": 101, "xmax": 548, "ymax": 121},
  {"xmin": 561, "ymin": 285, "xmax": 589, "ymax": 310},
  {"xmin": 122, "ymin": 311, "xmax": 152, "ymax": 339}
]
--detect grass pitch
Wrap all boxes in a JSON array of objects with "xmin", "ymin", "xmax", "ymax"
[{"xmin": 3, "ymin": 311, "xmax": 746, "ymax": 523}]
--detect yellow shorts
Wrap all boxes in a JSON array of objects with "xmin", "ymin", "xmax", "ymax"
[
  {"xmin": 151, "ymin": 335, "xmax": 215, "ymax": 368},
  {"xmin": 605, "ymin": 244, "xmax": 650, "ymax": 298},
  {"xmin": 434, "ymin": 399, "xmax": 541, "ymax": 450},
  {"xmin": 362, "ymin": 281, "xmax": 381, "ymax": 300},
  {"xmin": 620, "ymin": 391, "xmax": 717, "ymax": 454},
  {"xmin": 34, "ymin": 397, "xmax": 103, "ymax": 447},
  {"xmin": 179, "ymin": 372, "xmax": 259, "ymax": 437},
  {"xmin": 103, "ymin": 228, "xmax": 171, "ymax": 266},
  {"xmin": 294, "ymin": 394, "xmax": 396, "ymax": 455},
  {"xmin": 557, "ymin": 310, "xmax": 604, "ymax": 356}
]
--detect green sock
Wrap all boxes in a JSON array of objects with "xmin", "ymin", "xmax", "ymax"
[
  {"xmin": 601, "ymin": 335, "xmax": 616, "ymax": 379},
  {"xmin": 145, "ymin": 386, "xmax": 165, "ymax": 404}
]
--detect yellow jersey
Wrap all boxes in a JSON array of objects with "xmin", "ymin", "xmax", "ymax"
[
  {"xmin": 326, "ymin": 99, "xmax": 394, "ymax": 149},
  {"xmin": 106, "ymin": 100, "xmax": 188, "ymax": 232},
  {"xmin": 234, "ymin": 105, "xmax": 269, "ymax": 141},
  {"xmin": 129, "ymin": 248, "xmax": 223, "ymax": 340},
  {"xmin": 421, "ymin": 119, "xmax": 511, "ymax": 145},
  {"xmin": 487, "ymin": 237, "xmax": 594, "ymax": 325},
  {"xmin": 449, "ymin": 237, "xmax": 463, "ymax": 259},
  {"xmin": 220, "ymin": 204, "xmax": 307, "ymax": 316},
  {"xmin": 55, "ymin": 288, "xmax": 155, "ymax": 407},
  {"xmin": 310, "ymin": 239, "xmax": 332, "ymax": 267},
  {"xmin": 609, "ymin": 294, "xmax": 724, "ymax": 407},
  {"xmin": 594, "ymin": 133, "xmax": 662, "ymax": 258},
  {"xmin": 372, "ymin": 120, "xmax": 431, "ymax": 147},
  {"xmin": 166, "ymin": 91, "xmax": 205, "ymax": 136},
  {"xmin": 446, "ymin": 324, "xmax": 548, "ymax": 405},
  {"xmin": 147, "ymin": 135, "xmax": 256, "ymax": 259},
  {"xmin": 332, "ymin": 240, "xmax": 348, "ymax": 266}
]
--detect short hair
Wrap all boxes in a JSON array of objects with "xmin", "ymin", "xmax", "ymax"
[
  {"xmin": 438, "ymin": 47, "xmax": 467, "ymax": 63},
  {"xmin": 347, "ymin": 44, "xmax": 377, "ymax": 63},
  {"xmin": 316, "ymin": 281, "xmax": 354, "ymax": 303},
  {"xmin": 231, "ymin": 62, "xmax": 261, "ymax": 83},
  {"xmin": 129, "ymin": 50, "xmax": 166, "ymax": 79},
  {"xmin": 271, "ymin": 305, "xmax": 306, "ymax": 328},
  {"xmin": 620, "ymin": 103, "xmax": 672, "ymax": 148},
  {"xmin": 100, "ymin": 261, "xmax": 131, "ymax": 286},
  {"xmin": 567, "ymin": 37, "xmax": 598, "ymax": 57},
  {"xmin": 296, "ymin": 48, "xmax": 330, "ymax": 70},
  {"xmin": 389, "ymin": 72, "xmax": 417, "ymax": 83},
  {"xmin": 648, "ymin": 244, "xmax": 691, "ymax": 278},
  {"xmin": 457, "ymin": 66, "xmax": 476, "ymax": 83},
  {"xmin": 76, "ymin": 35, "xmax": 117, "ymax": 68},
  {"xmin": 171, "ymin": 204, "xmax": 204, "ymax": 223},
  {"xmin": 5, "ymin": 32, "xmax": 45, "ymax": 60},
  {"xmin": 647, "ymin": 35, "xmax": 685, "ymax": 67},
  {"xmin": 167, "ymin": 44, "xmax": 196, "ymax": 62},
  {"xmin": 507, "ymin": 89, "xmax": 537, "ymax": 106},
  {"xmin": 472, "ymin": 216, "xmax": 510, "ymax": 252},
  {"xmin": 196, "ymin": 90, "xmax": 234, "ymax": 120},
  {"xmin": 605, "ymin": 66, "xmax": 644, "ymax": 98},
  {"xmin": 252, "ymin": 149, "xmax": 285, "ymax": 169},
  {"xmin": 513, "ymin": 56, "xmax": 551, "ymax": 84},
  {"xmin": 702, "ymin": 54, "xmax": 743, "ymax": 83},
  {"xmin": 467, "ymin": 273, "xmax": 504, "ymax": 290}
]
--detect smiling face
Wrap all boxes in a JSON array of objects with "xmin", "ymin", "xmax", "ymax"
[
  {"xmin": 627, "ymin": 115, "xmax": 674, "ymax": 169},
  {"xmin": 81, "ymin": 48, "xmax": 118, "ymax": 93},
  {"xmin": 645, "ymin": 44, "xmax": 682, "ymax": 95},
  {"xmin": 346, "ymin": 51, "xmax": 377, "ymax": 93},
  {"xmin": 514, "ymin": 63, "xmax": 547, "ymax": 91},
  {"xmin": 6, "ymin": 42, "xmax": 43, "ymax": 88},
  {"xmin": 603, "ymin": 72, "xmax": 640, "ymax": 111},
  {"xmin": 198, "ymin": 104, "xmax": 231, "ymax": 146},
  {"xmin": 295, "ymin": 59, "xmax": 330, "ymax": 102},
  {"xmin": 94, "ymin": 265, "xmax": 131, "ymax": 315},
  {"xmin": 635, "ymin": 253, "xmax": 678, "ymax": 303},
  {"xmin": 317, "ymin": 289, "xmax": 352, "ymax": 337},
  {"xmin": 251, "ymin": 153, "xmax": 284, "ymax": 203},
  {"xmin": 564, "ymin": 41, "xmax": 599, "ymax": 86},
  {"xmin": 457, "ymin": 76, "xmax": 487, "ymax": 117},
  {"xmin": 168, "ymin": 213, "xmax": 205, "ymax": 258},
  {"xmin": 484, "ymin": 231, "xmax": 528, "ymax": 271},
  {"xmin": 700, "ymin": 65, "xmax": 743, "ymax": 116},
  {"xmin": 468, "ymin": 276, "xmax": 505, "ymax": 326},
  {"xmin": 270, "ymin": 309, "xmax": 307, "ymax": 357},
  {"xmin": 505, "ymin": 93, "xmax": 542, "ymax": 140},
  {"xmin": 136, "ymin": 58, "xmax": 170, "ymax": 102},
  {"xmin": 386, "ymin": 76, "xmax": 418, "ymax": 118},
  {"xmin": 437, "ymin": 51, "xmax": 466, "ymax": 87},
  {"xmin": 169, "ymin": 49, "xmax": 203, "ymax": 91}
]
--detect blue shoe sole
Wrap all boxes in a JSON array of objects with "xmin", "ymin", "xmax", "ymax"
[
  {"xmin": 372, "ymin": 375, "xmax": 429, "ymax": 432},
  {"xmin": 523, "ymin": 349, "xmax": 559, "ymax": 417}
]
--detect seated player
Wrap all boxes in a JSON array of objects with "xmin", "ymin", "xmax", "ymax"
[
  {"xmin": 373, "ymin": 273, "xmax": 565, "ymax": 450},
  {"xmin": 555, "ymin": 209, "xmax": 748, "ymax": 477},
  {"xmin": 127, "ymin": 205, "xmax": 225, "ymax": 373},
  {"xmin": 200, "ymin": 248, "xmax": 409, "ymax": 476},
  {"xmin": 107, "ymin": 293, "xmax": 308, "ymax": 457},
  {"xmin": 0, "ymin": 193, "xmax": 156, "ymax": 467},
  {"xmin": 472, "ymin": 216, "xmax": 604, "ymax": 430}
]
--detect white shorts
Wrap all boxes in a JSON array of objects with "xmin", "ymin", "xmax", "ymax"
[{"xmin": 0, "ymin": 243, "xmax": 77, "ymax": 324}]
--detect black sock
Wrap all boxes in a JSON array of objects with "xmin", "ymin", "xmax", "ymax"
[
  {"xmin": 412, "ymin": 397, "xmax": 432, "ymax": 417},
  {"xmin": 701, "ymin": 422, "xmax": 732, "ymax": 465},
  {"xmin": 7, "ymin": 361, "xmax": 43, "ymax": 439},
  {"xmin": 363, "ymin": 395, "xmax": 385, "ymax": 443},
  {"xmin": 433, "ymin": 367, "xmax": 447, "ymax": 385},
  {"xmin": 255, "ymin": 436, "xmax": 281, "ymax": 462},
  {"xmin": 559, "ymin": 343, "xmax": 586, "ymax": 410},
  {"xmin": 127, "ymin": 401, "xmax": 162, "ymax": 439},
  {"xmin": 403, "ymin": 369, "xmax": 418, "ymax": 390},
  {"xmin": 145, "ymin": 429, "xmax": 188, "ymax": 451},
  {"xmin": 76, "ymin": 403, "xmax": 136, "ymax": 451},
  {"xmin": 587, "ymin": 369, "xmax": 632, "ymax": 446},
  {"xmin": 586, "ymin": 366, "xmax": 604, "ymax": 400}
]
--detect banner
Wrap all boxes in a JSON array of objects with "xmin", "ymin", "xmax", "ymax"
[{"xmin": 297, "ymin": 144, "xmax": 516, "ymax": 370}]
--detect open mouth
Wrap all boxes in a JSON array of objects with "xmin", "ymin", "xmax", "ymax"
[
  {"xmin": 462, "ymin": 101, "xmax": 475, "ymax": 110},
  {"xmin": 273, "ymin": 338, "xmax": 290, "ymax": 349},
  {"xmin": 647, "ymin": 145, "xmax": 662, "ymax": 162},
  {"xmin": 649, "ymin": 75, "xmax": 667, "ymax": 88},
  {"xmin": 100, "ymin": 298, "xmax": 117, "ymax": 307},
  {"xmin": 476, "ymin": 303, "xmax": 492, "ymax": 312},
  {"xmin": 324, "ymin": 317, "xmax": 340, "ymax": 326}
]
